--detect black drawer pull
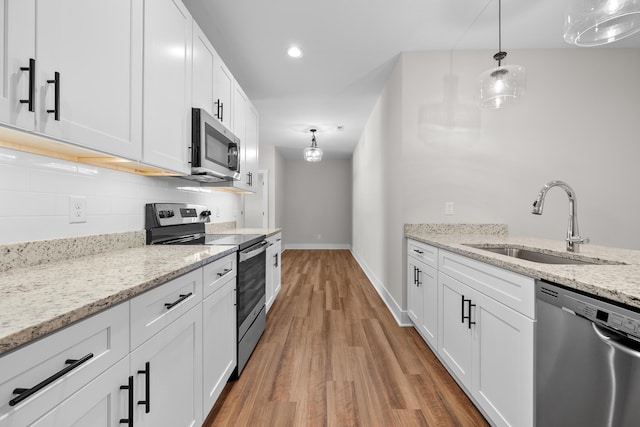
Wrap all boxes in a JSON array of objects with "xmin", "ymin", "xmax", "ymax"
[
  {"xmin": 119, "ymin": 375, "xmax": 134, "ymax": 426},
  {"xmin": 137, "ymin": 361, "xmax": 150, "ymax": 413},
  {"xmin": 19, "ymin": 58, "xmax": 35, "ymax": 112},
  {"xmin": 217, "ymin": 268, "xmax": 231, "ymax": 277},
  {"xmin": 164, "ymin": 292, "xmax": 193, "ymax": 310},
  {"xmin": 413, "ymin": 249, "xmax": 424, "ymax": 254},
  {"xmin": 9, "ymin": 353, "xmax": 93, "ymax": 406},
  {"xmin": 46, "ymin": 71, "xmax": 60, "ymax": 121}
]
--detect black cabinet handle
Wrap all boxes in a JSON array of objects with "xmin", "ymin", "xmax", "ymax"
[
  {"xmin": 461, "ymin": 295, "xmax": 476, "ymax": 328},
  {"xmin": 274, "ymin": 253, "xmax": 279, "ymax": 267},
  {"xmin": 215, "ymin": 99, "xmax": 223, "ymax": 121},
  {"xmin": 46, "ymin": 71, "xmax": 60, "ymax": 121},
  {"xmin": 137, "ymin": 362, "xmax": 150, "ymax": 413},
  {"xmin": 164, "ymin": 292, "xmax": 193, "ymax": 310},
  {"xmin": 19, "ymin": 58, "xmax": 35, "ymax": 112},
  {"xmin": 9, "ymin": 353, "xmax": 93, "ymax": 406},
  {"xmin": 416, "ymin": 268, "xmax": 422, "ymax": 286},
  {"xmin": 217, "ymin": 268, "xmax": 231, "ymax": 277},
  {"xmin": 413, "ymin": 249, "xmax": 424, "ymax": 255},
  {"xmin": 461, "ymin": 295, "xmax": 466, "ymax": 324},
  {"xmin": 119, "ymin": 375, "xmax": 134, "ymax": 426}
]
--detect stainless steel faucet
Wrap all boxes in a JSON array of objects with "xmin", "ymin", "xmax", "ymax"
[{"xmin": 531, "ymin": 180, "xmax": 590, "ymax": 252}]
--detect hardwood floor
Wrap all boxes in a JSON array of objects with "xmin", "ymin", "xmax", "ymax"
[{"xmin": 204, "ymin": 249, "xmax": 489, "ymax": 427}]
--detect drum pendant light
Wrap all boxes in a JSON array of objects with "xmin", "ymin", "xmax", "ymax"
[
  {"xmin": 303, "ymin": 129, "xmax": 323, "ymax": 162},
  {"xmin": 564, "ymin": 0, "xmax": 640, "ymax": 46},
  {"xmin": 478, "ymin": 0, "xmax": 525, "ymax": 109}
]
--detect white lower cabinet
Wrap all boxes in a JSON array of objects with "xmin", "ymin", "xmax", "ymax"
[
  {"xmin": 203, "ymin": 278, "xmax": 236, "ymax": 414},
  {"xmin": 130, "ymin": 303, "xmax": 203, "ymax": 427},
  {"xmin": 407, "ymin": 239, "xmax": 438, "ymax": 349},
  {"xmin": 406, "ymin": 239, "xmax": 535, "ymax": 427},
  {"xmin": 0, "ymin": 258, "xmax": 239, "ymax": 426},
  {"xmin": 265, "ymin": 232, "xmax": 282, "ymax": 312},
  {"xmin": 30, "ymin": 356, "xmax": 130, "ymax": 427},
  {"xmin": 0, "ymin": 302, "xmax": 129, "ymax": 426}
]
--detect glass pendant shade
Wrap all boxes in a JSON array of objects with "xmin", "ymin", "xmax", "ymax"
[
  {"xmin": 479, "ymin": 65, "xmax": 526, "ymax": 109},
  {"xmin": 565, "ymin": 0, "xmax": 640, "ymax": 46},
  {"xmin": 303, "ymin": 129, "xmax": 322, "ymax": 162},
  {"xmin": 303, "ymin": 146, "xmax": 323, "ymax": 162}
]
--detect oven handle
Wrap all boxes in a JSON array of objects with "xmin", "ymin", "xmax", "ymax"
[{"xmin": 239, "ymin": 240, "xmax": 268, "ymax": 262}]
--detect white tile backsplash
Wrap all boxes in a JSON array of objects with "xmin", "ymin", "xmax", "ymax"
[{"xmin": 0, "ymin": 146, "xmax": 241, "ymax": 244}]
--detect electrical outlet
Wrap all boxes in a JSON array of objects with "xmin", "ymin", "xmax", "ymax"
[
  {"xmin": 69, "ymin": 196, "xmax": 87, "ymax": 223},
  {"xmin": 444, "ymin": 202, "xmax": 454, "ymax": 215}
]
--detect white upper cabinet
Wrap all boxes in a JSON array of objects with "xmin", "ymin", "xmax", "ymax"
[
  {"xmin": 35, "ymin": 0, "xmax": 143, "ymax": 160},
  {"xmin": 213, "ymin": 55, "xmax": 233, "ymax": 130},
  {"xmin": 0, "ymin": 0, "xmax": 36, "ymax": 131},
  {"xmin": 245, "ymin": 102, "xmax": 259, "ymax": 189},
  {"xmin": 192, "ymin": 22, "xmax": 216, "ymax": 117},
  {"xmin": 142, "ymin": 0, "xmax": 192, "ymax": 174}
]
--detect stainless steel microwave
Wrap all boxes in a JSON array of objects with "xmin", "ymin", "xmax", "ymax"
[{"xmin": 189, "ymin": 108, "xmax": 240, "ymax": 182}]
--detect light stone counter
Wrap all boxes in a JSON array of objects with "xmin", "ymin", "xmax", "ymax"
[
  {"xmin": 205, "ymin": 225, "xmax": 282, "ymax": 238},
  {"xmin": 0, "ymin": 243, "xmax": 235, "ymax": 355},
  {"xmin": 405, "ymin": 224, "xmax": 640, "ymax": 310}
]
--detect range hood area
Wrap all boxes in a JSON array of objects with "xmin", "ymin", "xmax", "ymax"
[{"xmin": 180, "ymin": 173, "xmax": 255, "ymax": 194}]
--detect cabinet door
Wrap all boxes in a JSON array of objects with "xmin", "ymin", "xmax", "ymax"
[
  {"xmin": 419, "ymin": 264, "xmax": 438, "ymax": 349},
  {"xmin": 202, "ymin": 279, "xmax": 236, "ymax": 415},
  {"xmin": 35, "ymin": 0, "xmax": 143, "ymax": 160},
  {"xmin": 472, "ymin": 291, "xmax": 534, "ymax": 427},
  {"xmin": 131, "ymin": 304, "xmax": 203, "ymax": 427},
  {"xmin": 28, "ymin": 357, "xmax": 130, "ymax": 427},
  {"xmin": 233, "ymin": 84, "xmax": 247, "ymax": 182},
  {"xmin": 142, "ymin": 0, "xmax": 192, "ymax": 174},
  {"xmin": 245, "ymin": 102, "xmax": 259, "ymax": 189},
  {"xmin": 273, "ymin": 240, "xmax": 282, "ymax": 296},
  {"xmin": 406, "ymin": 258, "xmax": 422, "ymax": 327},
  {"xmin": 438, "ymin": 273, "xmax": 472, "ymax": 389},
  {"xmin": 192, "ymin": 21, "xmax": 215, "ymax": 117},
  {"xmin": 213, "ymin": 58, "xmax": 233, "ymax": 130},
  {"xmin": 265, "ymin": 243, "xmax": 275, "ymax": 312},
  {"xmin": 0, "ymin": 0, "xmax": 36, "ymax": 130}
]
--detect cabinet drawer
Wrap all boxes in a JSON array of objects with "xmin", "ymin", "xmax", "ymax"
[
  {"xmin": 438, "ymin": 250, "xmax": 535, "ymax": 318},
  {"xmin": 203, "ymin": 254, "xmax": 236, "ymax": 299},
  {"xmin": 407, "ymin": 239, "xmax": 438, "ymax": 268},
  {"xmin": 130, "ymin": 268, "xmax": 202, "ymax": 349},
  {"xmin": 0, "ymin": 302, "xmax": 129, "ymax": 422}
]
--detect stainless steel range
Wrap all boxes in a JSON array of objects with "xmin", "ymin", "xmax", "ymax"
[{"xmin": 145, "ymin": 203, "xmax": 267, "ymax": 378}]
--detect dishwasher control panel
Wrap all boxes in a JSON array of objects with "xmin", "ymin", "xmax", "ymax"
[{"xmin": 537, "ymin": 280, "xmax": 640, "ymax": 340}]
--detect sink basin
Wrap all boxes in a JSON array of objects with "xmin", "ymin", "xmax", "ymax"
[{"xmin": 463, "ymin": 244, "xmax": 624, "ymax": 265}]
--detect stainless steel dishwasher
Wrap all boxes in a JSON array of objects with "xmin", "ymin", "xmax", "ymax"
[{"xmin": 536, "ymin": 280, "xmax": 640, "ymax": 427}]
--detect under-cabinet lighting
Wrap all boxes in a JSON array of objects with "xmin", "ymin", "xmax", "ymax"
[{"xmin": 0, "ymin": 125, "xmax": 181, "ymax": 177}]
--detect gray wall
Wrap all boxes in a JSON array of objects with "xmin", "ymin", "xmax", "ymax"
[
  {"xmin": 352, "ymin": 48, "xmax": 640, "ymax": 322},
  {"xmin": 283, "ymin": 159, "xmax": 352, "ymax": 248}
]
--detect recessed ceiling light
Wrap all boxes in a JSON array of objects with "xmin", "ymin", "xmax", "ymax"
[{"xmin": 287, "ymin": 46, "xmax": 303, "ymax": 58}]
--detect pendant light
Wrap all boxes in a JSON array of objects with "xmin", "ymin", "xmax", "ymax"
[
  {"xmin": 478, "ymin": 0, "xmax": 525, "ymax": 109},
  {"xmin": 303, "ymin": 129, "xmax": 323, "ymax": 162},
  {"xmin": 564, "ymin": 0, "xmax": 640, "ymax": 46}
]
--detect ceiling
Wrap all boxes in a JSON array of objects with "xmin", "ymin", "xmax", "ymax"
[{"xmin": 182, "ymin": 0, "xmax": 640, "ymax": 160}]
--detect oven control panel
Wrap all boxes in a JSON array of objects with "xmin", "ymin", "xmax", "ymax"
[{"xmin": 146, "ymin": 203, "xmax": 210, "ymax": 227}]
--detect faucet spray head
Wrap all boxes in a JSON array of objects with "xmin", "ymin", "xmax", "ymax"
[{"xmin": 532, "ymin": 193, "xmax": 544, "ymax": 215}]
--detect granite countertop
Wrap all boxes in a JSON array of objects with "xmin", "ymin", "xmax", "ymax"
[
  {"xmin": 405, "ymin": 224, "xmax": 640, "ymax": 310},
  {"xmin": 206, "ymin": 225, "xmax": 282, "ymax": 238},
  {"xmin": 0, "ymin": 242, "xmax": 235, "ymax": 356}
]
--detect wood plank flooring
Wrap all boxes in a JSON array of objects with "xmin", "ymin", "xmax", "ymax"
[{"xmin": 203, "ymin": 249, "xmax": 489, "ymax": 427}]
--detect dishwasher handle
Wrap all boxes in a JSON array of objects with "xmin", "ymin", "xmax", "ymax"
[{"xmin": 592, "ymin": 322, "xmax": 640, "ymax": 359}]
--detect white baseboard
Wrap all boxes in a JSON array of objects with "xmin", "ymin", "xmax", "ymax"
[
  {"xmin": 285, "ymin": 243, "xmax": 351, "ymax": 250},
  {"xmin": 350, "ymin": 249, "xmax": 412, "ymax": 327}
]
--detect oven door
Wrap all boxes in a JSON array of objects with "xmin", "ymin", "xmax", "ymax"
[{"xmin": 237, "ymin": 240, "xmax": 267, "ymax": 340}]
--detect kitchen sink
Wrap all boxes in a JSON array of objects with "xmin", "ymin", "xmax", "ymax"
[{"xmin": 463, "ymin": 244, "xmax": 624, "ymax": 265}]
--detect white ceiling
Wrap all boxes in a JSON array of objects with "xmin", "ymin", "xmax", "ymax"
[{"xmin": 182, "ymin": 0, "xmax": 640, "ymax": 160}]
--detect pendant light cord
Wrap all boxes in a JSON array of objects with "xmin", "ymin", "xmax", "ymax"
[{"xmin": 493, "ymin": 0, "xmax": 507, "ymax": 66}]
